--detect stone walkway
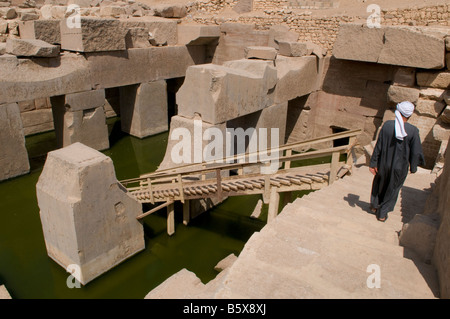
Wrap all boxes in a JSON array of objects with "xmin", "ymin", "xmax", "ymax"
[{"xmin": 146, "ymin": 163, "xmax": 440, "ymax": 298}]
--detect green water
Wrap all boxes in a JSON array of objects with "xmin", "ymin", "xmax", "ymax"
[{"xmin": 1, "ymin": 118, "xmax": 312, "ymax": 299}]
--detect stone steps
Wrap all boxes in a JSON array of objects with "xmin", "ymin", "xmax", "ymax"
[{"xmin": 145, "ymin": 164, "xmax": 440, "ymax": 299}]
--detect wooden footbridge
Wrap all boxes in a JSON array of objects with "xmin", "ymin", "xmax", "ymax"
[{"xmin": 119, "ymin": 129, "xmax": 361, "ymax": 235}]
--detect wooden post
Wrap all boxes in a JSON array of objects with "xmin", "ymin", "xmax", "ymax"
[
  {"xmin": 263, "ymin": 162, "xmax": 271, "ymax": 204},
  {"xmin": 183, "ymin": 200, "xmax": 190, "ymax": 226},
  {"xmin": 167, "ymin": 202, "xmax": 175, "ymax": 236},
  {"xmin": 329, "ymin": 151, "xmax": 340, "ymax": 185},
  {"xmin": 177, "ymin": 174, "xmax": 184, "ymax": 203},
  {"xmin": 267, "ymin": 187, "xmax": 280, "ymax": 223},
  {"xmin": 216, "ymin": 168, "xmax": 222, "ymax": 202},
  {"xmin": 201, "ymin": 163, "xmax": 206, "ymax": 181},
  {"xmin": 147, "ymin": 178, "xmax": 154, "ymax": 204},
  {"xmin": 285, "ymin": 149, "xmax": 292, "ymax": 169}
]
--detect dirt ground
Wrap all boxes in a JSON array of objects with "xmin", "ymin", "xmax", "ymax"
[{"xmin": 138, "ymin": 0, "xmax": 450, "ymax": 18}]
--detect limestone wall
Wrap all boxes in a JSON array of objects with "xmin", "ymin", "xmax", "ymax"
[{"xmin": 189, "ymin": 4, "xmax": 450, "ymax": 55}]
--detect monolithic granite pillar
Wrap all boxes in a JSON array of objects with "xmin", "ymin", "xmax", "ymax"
[
  {"xmin": 0, "ymin": 103, "xmax": 30, "ymax": 182},
  {"xmin": 36, "ymin": 142, "xmax": 145, "ymax": 285},
  {"xmin": 51, "ymin": 89, "xmax": 110, "ymax": 151},
  {"xmin": 119, "ymin": 80, "xmax": 168, "ymax": 138}
]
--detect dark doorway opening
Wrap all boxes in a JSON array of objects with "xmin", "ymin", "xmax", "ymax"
[{"xmin": 331, "ymin": 126, "xmax": 350, "ymax": 147}]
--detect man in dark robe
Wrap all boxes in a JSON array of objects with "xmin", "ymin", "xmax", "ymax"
[{"xmin": 369, "ymin": 101, "xmax": 425, "ymax": 222}]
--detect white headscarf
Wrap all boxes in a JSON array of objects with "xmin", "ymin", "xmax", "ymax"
[{"xmin": 395, "ymin": 101, "xmax": 415, "ymax": 140}]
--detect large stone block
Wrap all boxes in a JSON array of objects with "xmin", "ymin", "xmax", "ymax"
[
  {"xmin": 333, "ymin": 24, "xmax": 446, "ymax": 69},
  {"xmin": 378, "ymin": 27, "xmax": 446, "ymax": 69},
  {"xmin": 415, "ymin": 99, "xmax": 446, "ymax": 118},
  {"xmin": 119, "ymin": 80, "xmax": 168, "ymax": 138},
  {"xmin": 177, "ymin": 24, "xmax": 220, "ymax": 46},
  {"xmin": 6, "ymin": 38, "xmax": 60, "ymax": 57},
  {"xmin": 387, "ymin": 85, "xmax": 420, "ymax": 105},
  {"xmin": 86, "ymin": 46, "xmax": 205, "ymax": 89},
  {"xmin": 0, "ymin": 102, "xmax": 30, "ymax": 181},
  {"xmin": 51, "ymin": 90, "xmax": 110, "ymax": 151},
  {"xmin": 157, "ymin": 114, "xmax": 227, "ymax": 171},
  {"xmin": 21, "ymin": 108, "xmax": 54, "ymax": 136},
  {"xmin": 60, "ymin": 17, "xmax": 127, "ymax": 52},
  {"xmin": 18, "ymin": 19, "xmax": 61, "ymax": 44},
  {"xmin": 36, "ymin": 142, "xmax": 145, "ymax": 285},
  {"xmin": 267, "ymin": 25, "xmax": 299, "ymax": 50},
  {"xmin": 212, "ymin": 23, "xmax": 269, "ymax": 65},
  {"xmin": 0, "ymin": 53, "xmax": 92, "ymax": 104},
  {"xmin": 244, "ymin": 46, "xmax": 277, "ymax": 60},
  {"xmin": 333, "ymin": 23, "xmax": 385, "ymax": 63},
  {"xmin": 177, "ymin": 60, "xmax": 277, "ymax": 124},
  {"xmin": 416, "ymin": 71, "xmax": 450, "ymax": 89},
  {"xmin": 120, "ymin": 17, "xmax": 177, "ymax": 46},
  {"xmin": 273, "ymin": 55, "xmax": 318, "ymax": 103}
]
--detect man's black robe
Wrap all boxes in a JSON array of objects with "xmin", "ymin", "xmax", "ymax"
[{"xmin": 369, "ymin": 120, "xmax": 425, "ymax": 220}]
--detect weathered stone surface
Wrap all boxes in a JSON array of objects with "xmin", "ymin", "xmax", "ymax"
[
  {"xmin": 268, "ymin": 25, "xmax": 299, "ymax": 50},
  {"xmin": 420, "ymin": 87, "xmax": 446, "ymax": 101},
  {"xmin": 212, "ymin": 23, "xmax": 269, "ymax": 65},
  {"xmin": 393, "ymin": 67, "xmax": 416, "ymax": 87},
  {"xmin": 431, "ymin": 138, "xmax": 450, "ymax": 298},
  {"xmin": 18, "ymin": 19, "xmax": 61, "ymax": 44},
  {"xmin": 99, "ymin": 5, "xmax": 126, "ymax": 18},
  {"xmin": 417, "ymin": 71, "xmax": 450, "ymax": 89},
  {"xmin": 401, "ymin": 214, "xmax": 438, "ymax": 263},
  {"xmin": 441, "ymin": 105, "xmax": 450, "ymax": 124},
  {"xmin": 177, "ymin": 60, "xmax": 277, "ymax": 124},
  {"xmin": 6, "ymin": 38, "xmax": 59, "ymax": 57},
  {"xmin": 387, "ymin": 85, "xmax": 420, "ymax": 104},
  {"xmin": 273, "ymin": 55, "xmax": 318, "ymax": 103},
  {"xmin": 415, "ymin": 99, "xmax": 446, "ymax": 118},
  {"xmin": 21, "ymin": 108, "xmax": 54, "ymax": 136},
  {"xmin": 145, "ymin": 268, "xmax": 204, "ymax": 299},
  {"xmin": 244, "ymin": 46, "xmax": 277, "ymax": 60},
  {"xmin": 379, "ymin": 27, "xmax": 446, "ymax": 69},
  {"xmin": 36, "ymin": 142, "xmax": 145, "ymax": 285},
  {"xmin": 158, "ymin": 114, "xmax": 227, "ymax": 171},
  {"xmin": 0, "ymin": 7, "xmax": 17, "ymax": 19},
  {"xmin": 433, "ymin": 119, "xmax": 450, "ymax": 142},
  {"xmin": 124, "ymin": 27, "xmax": 150, "ymax": 49},
  {"xmin": 0, "ymin": 43, "xmax": 6, "ymax": 55},
  {"xmin": 334, "ymin": 24, "xmax": 446, "ymax": 69},
  {"xmin": 153, "ymin": 3, "xmax": 186, "ymax": 18},
  {"xmin": 119, "ymin": 80, "xmax": 168, "ymax": 138},
  {"xmin": 333, "ymin": 23, "xmax": 384, "ymax": 63},
  {"xmin": 60, "ymin": 17, "xmax": 127, "ymax": 52},
  {"xmin": 51, "ymin": 90, "xmax": 109, "ymax": 151},
  {"xmin": 214, "ymin": 253, "xmax": 237, "ymax": 272},
  {"xmin": 278, "ymin": 41, "xmax": 312, "ymax": 57},
  {"xmin": 120, "ymin": 17, "xmax": 177, "ymax": 46},
  {"xmin": 86, "ymin": 46, "xmax": 205, "ymax": 89},
  {"xmin": 0, "ymin": 285, "xmax": 11, "ymax": 299},
  {"xmin": 0, "ymin": 53, "xmax": 92, "ymax": 104},
  {"xmin": 0, "ymin": 102, "xmax": 30, "ymax": 182},
  {"xmin": 177, "ymin": 24, "xmax": 220, "ymax": 46}
]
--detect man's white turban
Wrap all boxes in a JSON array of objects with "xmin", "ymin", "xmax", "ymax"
[{"xmin": 395, "ymin": 101, "xmax": 415, "ymax": 140}]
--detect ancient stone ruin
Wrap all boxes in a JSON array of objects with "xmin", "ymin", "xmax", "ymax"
[{"xmin": 1, "ymin": 0, "xmax": 450, "ymax": 298}]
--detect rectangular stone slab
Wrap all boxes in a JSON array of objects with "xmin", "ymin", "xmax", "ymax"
[{"xmin": 60, "ymin": 17, "xmax": 127, "ymax": 52}]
